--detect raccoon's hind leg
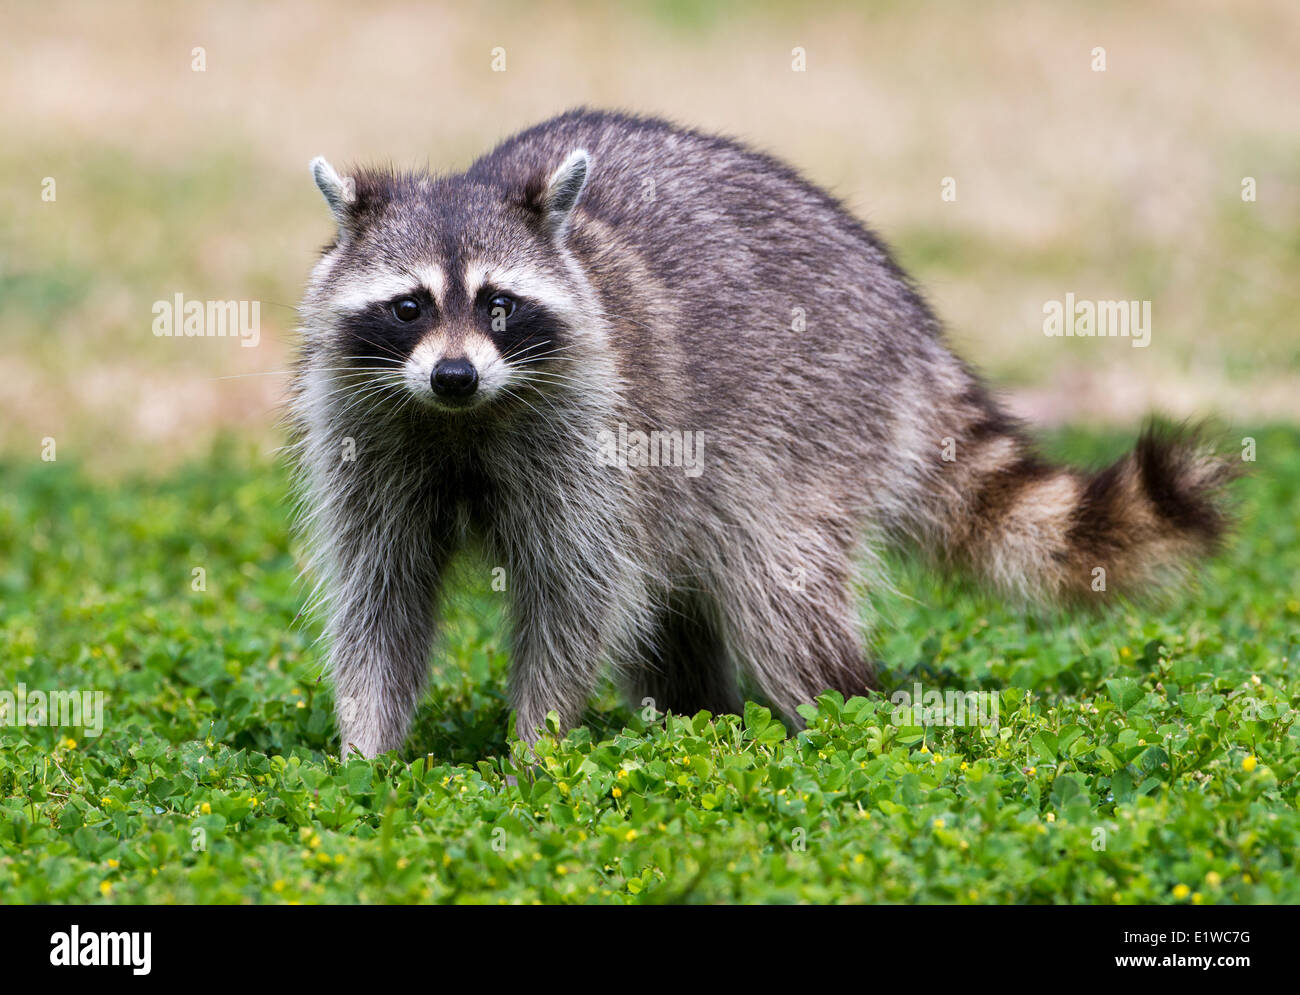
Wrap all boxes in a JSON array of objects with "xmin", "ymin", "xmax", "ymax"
[
  {"xmin": 715, "ymin": 532, "xmax": 877, "ymax": 726},
  {"xmin": 622, "ymin": 589, "xmax": 743, "ymax": 719}
]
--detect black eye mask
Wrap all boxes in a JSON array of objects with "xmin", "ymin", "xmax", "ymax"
[
  {"xmin": 338, "ymin": 290, "xmax": 438, "ymax": 365},
  {"xmin": 480, "ymin": 293, "xmax": 567, "ymax": 365}
]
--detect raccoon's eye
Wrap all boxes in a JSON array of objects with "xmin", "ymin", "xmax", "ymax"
[
  {"xmin": 488, "ymin": 294, "xmax": 516, "ymax": 319},
  {"xmin": 391, "ymin": 297, "xmax": 421, "ymax": 322}
]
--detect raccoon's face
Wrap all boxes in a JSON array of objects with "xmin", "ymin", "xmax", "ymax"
[{"xmin": 302, "ymin": 151, "xmax": 591, "ymax": 416}]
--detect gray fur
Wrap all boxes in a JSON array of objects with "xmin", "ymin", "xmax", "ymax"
[{"xmin": 291, "ymin": 109, "xmax": 1235, "ymax": 758}]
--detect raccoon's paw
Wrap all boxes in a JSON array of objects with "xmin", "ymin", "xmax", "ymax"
[{"xmin": 338, "ymin": 725, "xmax": 399, "ymax": 761}]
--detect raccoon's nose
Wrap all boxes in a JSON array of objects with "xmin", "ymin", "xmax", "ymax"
[{"xmin": 432, "ymin": 358, "xmax": 479, "ymax": 398}]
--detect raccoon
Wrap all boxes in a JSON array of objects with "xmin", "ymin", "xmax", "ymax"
[{"xmin": 292, "ymin": 109, "xmax": 1237, "ymax": 758}]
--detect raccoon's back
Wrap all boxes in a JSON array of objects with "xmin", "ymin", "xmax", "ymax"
[
  {"xmin": 467, "ymin": 109, "xmax": 938, "ymax": 354},
  {"xmin": 471, "ymin": 110, "xmax": 952, "ymax": 517}
]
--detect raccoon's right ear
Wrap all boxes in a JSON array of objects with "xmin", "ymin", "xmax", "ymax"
[
  {"xmin": 530, "ymin": 149, "xmax": 590, "ymax": 241},
  {"xmin": 309, "ymin": 156, "xmax": 357, "ymax": 227}
]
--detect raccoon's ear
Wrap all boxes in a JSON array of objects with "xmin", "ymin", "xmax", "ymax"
[
  {"xmin": 534, "ymin": 149, "xmax": 589, "ymax": 240},
  {"xmin": 309, "ymin": 156, "xmax": 356, "ymax": 226}
]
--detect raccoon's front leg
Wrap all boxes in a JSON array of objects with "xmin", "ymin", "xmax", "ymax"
[
  {"xmin": 323, "ymin": 525, "xmax": 448, "ymax": 758},
  {"xmin": 506, "ymin": 579, "xmax": 605, "ymax": 743},
  {"xmin": 504, "ymin": 538, "xmax": 637, "ymax": 743}
]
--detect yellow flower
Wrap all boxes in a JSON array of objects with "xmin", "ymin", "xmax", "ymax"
[
  {"xmin": 1242, "ymin": 755, "xmax": 1257, "ymax": 772},
  {"xmin": 1119, "ymin": 647, "xmax": 1131, "ymax": 658},
  {"xmin": 931, "ymin": 754, "xmax": 942, "ymax": 764},
  {"xmin": 617, "ymin": 769, "xmax": 628, "ymax": 780},
  {"xmin": 557, "ymin": 865, "xmax": 568, "ymax": 875},
  {"xmin": 932, "ymin": 818, "xmax": 945, "ymax": 829},
  {"xmin": 296, "ymin": 700, "xmax": 306, "ymax": 709},
  {"xmin": 1172, "ymin": 884, "xmax": 1190, "ymax": 900},
  {"xmin": 99, "ymin": 881, "xmax": 112, "ymax": 896},
  {"xmin": 1046, "ymin": 813, "xmax": 1055, "ymax": 823},
  {"xmin": 60, "ymin": 738, "xmax": 77, "ymax": 749},
  {"xmin": 272, "ymin": 879, "xmax": 285, "ymax": 892},
  {"xmin": 853, "ymin": 853, "xmax": 864, "ymax": 864},
  {"xmin": 625, "ymin": 829, "xmax": 638, "ymax": 841},
  {"xmin": 1205, "ymin": 871, "xmax": 1221, "ymax": 888},
  {"xmin": 200, "ymin": 802, "xmax": 212, "ymax": 815},
  {"xmin": 611, "ymin": 787, "xmax": 622, "ymax": 798},
  {"xmin": 1192, "ymin": 892, "xmax": 1204, "ymax": 905},
  {"xmin": 107, "ymin": 859, "xmax": 119, "ymax": 868},
  {"xmin": 960, "ymin": 762, "xmax": 968, "ymax": 771}
]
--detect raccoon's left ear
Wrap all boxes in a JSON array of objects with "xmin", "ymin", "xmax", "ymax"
[
  {"xmin": 309, "ymin": 156, "xmax": 357, "ymax": 227},
  {"xmin": 532, "ymin": 149, "xmax": 589, "ymax": 241}
]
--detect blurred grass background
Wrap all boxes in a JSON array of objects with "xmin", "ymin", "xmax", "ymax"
[{"xmin": 1, "ymin": 0, "xmax": 1297, "ymax": 474}]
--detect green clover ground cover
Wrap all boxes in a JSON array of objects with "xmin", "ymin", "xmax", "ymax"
[{"xmin": 1, "ymin": 428, "xmax": 1297, "ymax": 904}]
